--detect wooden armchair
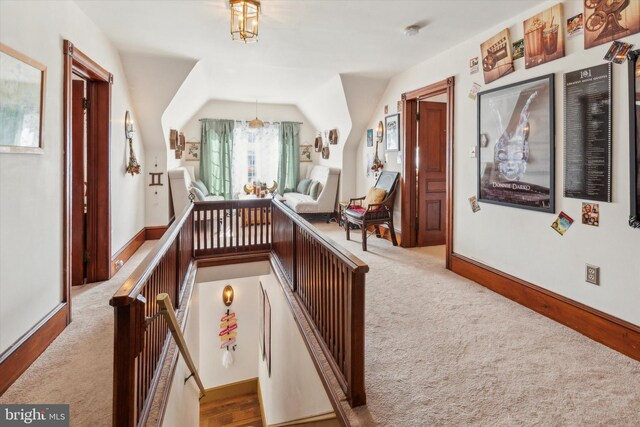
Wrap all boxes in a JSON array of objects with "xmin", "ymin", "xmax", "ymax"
[{"xmin": 345, "ymin": 171, "xmax": 400, "ymax": 251}]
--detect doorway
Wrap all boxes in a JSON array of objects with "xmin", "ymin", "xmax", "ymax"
[
  {"xmin": 63, "ymin": 40, "xmax": 113, "ymax": 317},
  {"xmin": 401, "ymin": 77, "xmax": 455, "ymax": 268},
  {"xmin": 417, "ymin": 97, "xmax": 447, "ymax": 247}
]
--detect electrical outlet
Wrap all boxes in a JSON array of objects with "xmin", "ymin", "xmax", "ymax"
[{"xmin": 585, "ymin": 264, "xmax": 600, "ymax": 286}]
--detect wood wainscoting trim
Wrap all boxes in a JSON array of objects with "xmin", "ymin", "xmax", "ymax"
[
  {"xmin": 111, "ymin": 228, "xmax": 146, "ymax": 276},
  {"xmin": 451, "ymin": 254, "xmax": 640, "ymax": 362},
  {"xmin": 145, "ymin": 225, "xmax": 169, "ymax": 240},
  {"xmin": 0, "ymin": 302, "xmax": 69, "ymax": 395}
]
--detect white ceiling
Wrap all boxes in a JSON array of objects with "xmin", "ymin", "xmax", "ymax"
[{"xmin": 76, "ymin": 0, "xmax": 543, "ymax": 104}]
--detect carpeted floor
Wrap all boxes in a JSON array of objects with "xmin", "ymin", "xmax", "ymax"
[
  {"xmin": 311, "ymin": 222, "xmax": 640, "ymax": 426},
  {"xmin": 2, "ymin": 227, "xmax": 640, "ymax": 426},
  {"xmin": 0, "ymin": 241, "xmax": 156, "ymax": 427}
]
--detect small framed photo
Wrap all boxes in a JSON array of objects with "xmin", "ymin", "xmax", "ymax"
[
  {"xmin": 0, "ymin": 43, "xmax": 47, "ymax": 154},
  {"xmin": 300, "ymin": 144, "xmax": 312, "ymax": 162},
  {"xmin": 366, "ymin": 129, "xmax": 373, "ymax": 147},
  {"xmin": 385, "ymin": 113, "xmax": 400, "ymax": 152},
  {"xmin": 185, "ymin": 141, "xmax": 200, "ymax": 161}
]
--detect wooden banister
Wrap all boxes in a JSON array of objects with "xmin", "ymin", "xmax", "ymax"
[
  {"xmin": 110, "ymin": 202, "xmax": 194, "ymax": 307},
  {"xmin": 270, "ymin": 198, "xmax": 367, "ymax": 407},
  {"xmin": 156, "ymin": 293, "xmax": 205, "ymax": 397},
  {"xmin": 110, "ymin": 202, "xmax": 194, "ymax": 427},
  {"xmin": 271, "ymin": 198, "xmax": 368, "ymax": 274},
  {"xmin": 111, "ymin": 197, "xmax": 367, "ymax": 426}
]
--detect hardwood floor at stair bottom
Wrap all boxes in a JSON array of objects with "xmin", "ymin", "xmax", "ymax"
[{"xmin": 200, "ymin": 392, "xmax": 263, "ymax": 427}]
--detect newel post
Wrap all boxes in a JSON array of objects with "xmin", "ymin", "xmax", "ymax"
[
  {"xmin": 111, "ymin": 295, "xmax": 146, "ymax": 427},
  {"xmin": 347, "ymin": 271, "xmax": 366, "ymax": 407}
]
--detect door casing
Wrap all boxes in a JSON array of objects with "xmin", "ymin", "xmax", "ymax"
[
  {"xmin": 63, "ymin": 40, "xmax": 113, "ymax": 319},
  {"xmin": 401, "ymin": 77, "xmax": 455, "ymax": 268}
]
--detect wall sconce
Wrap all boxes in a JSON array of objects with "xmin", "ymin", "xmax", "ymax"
[
  {"xmin": 223, "ymin": 285, "xmax": 234, "ymax": 306},
  {"xmin": 125, "ymin": 110, "xmax": 134, "ymax": 139}
]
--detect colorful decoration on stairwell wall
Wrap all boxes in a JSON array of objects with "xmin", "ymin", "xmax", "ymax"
[{"xmin": 220, "ymin": 284, "xmax": 237, "ymax": 369}]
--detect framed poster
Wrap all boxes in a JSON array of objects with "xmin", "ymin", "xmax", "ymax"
[
  {"xmin": 564, "ymin": 63, "xmax": 612, "ymax": 202},
  {"xmin": 299, "ymin": 144, "xmax": 312, "ymax": 162},
  {"xmin": 263, "ymin": 288, "xmax": 271, "ymax": 377},
  {"xmin": 480, "ymin": 28, "xmax": 515, "ymax": 84},
  {"xmin": 0, "ymin": 43, "xmax": 46, "ymax": 154},
  {"xmin": 628, "ymin": 49, "xmax": 640, "ymax": 228},
  {"xmin": 259, "ymin": 282, "xmax": 265, "ymax": 359},
  {"xmin": 523, "ymin": 3, "xmax": 565, "ymax": 69},
  {"xmin": 477, "ymin": 74, "xmax": 555, "ymax": 212},
  {"xmin": 584, "ymin": 0, "xmax": 640, "ymax": 49},
  {"xmin": 385, "ymin": 113, "xmax": 399, "ymax": 152},
  {"xmin": 185, "ymin": 142, "xmax": 200, "ymax": 161}
]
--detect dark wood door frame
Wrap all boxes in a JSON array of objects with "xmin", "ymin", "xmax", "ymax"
[
  {"xmin": 63, "ymin": 40, "xmax": 113, "ymax": 320},
  {"xmin": 401, "ymin": 77, "xmax": 455, "ymax": 268}
]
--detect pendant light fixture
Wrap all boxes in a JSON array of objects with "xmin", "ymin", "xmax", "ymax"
[
  {"xmin": 248, "ymin": 99, "xmax": 264, "ymax": 129},
  {"xmin": 230, "ymin": 0, "xmax": 260, "ymax": 43}
]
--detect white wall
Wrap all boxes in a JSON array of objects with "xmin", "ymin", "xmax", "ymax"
[
  {"xmin": 194, "ymin": 263, "xmax": 332, "ymax": 424},
  {"xmin": 198, "ymin": 276, "xmax": 260, "ymax": 389},
  {"xmin": 0, "ymin": 0, "xmax": 146, "ymax": 353},
  {"xmin": 119, "ymin": 51, "xmax": 197, "ymax": 226},
  {"xmin": 298, "ymin": 76, "xmax": 352, "ymax": 200},
  {"xmin": 162, "ymin": 282, "xmax": 200, "ymax": 427},
  {"xmin": 353, "ymin": 0, "xmax": 640, "ymax": 326},
  {"xmin": 178, "ymin": 99, "xmax": 317, "ymax": 180},
  {"xmin": 258, "ymin": 272, "xmax": 333, "ymax": 425}
]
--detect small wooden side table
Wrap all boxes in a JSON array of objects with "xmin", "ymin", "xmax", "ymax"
[{"xmin": 338, "ymin": 202, "xmax": 349, "ymax": 228}]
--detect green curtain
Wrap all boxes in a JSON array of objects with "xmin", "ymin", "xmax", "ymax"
[
  {"xmin": 200, "ymin": 119, "xmax": 235, "ymax": 199},
  {"xmin": 277, "ymin": 122, "xmax": 300, "ymax": 195}
]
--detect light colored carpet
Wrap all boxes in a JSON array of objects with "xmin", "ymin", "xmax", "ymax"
[
  {"xmin": 312, "ymin": 222, "xmax": 640, "ymax": 427},
  {"xmin": 3, "ymin": 227, "xmax": 640, "ymax": 427},
  {"xmin": 0, "ymin": 241, "xmax": 156, "ymax": 427}
]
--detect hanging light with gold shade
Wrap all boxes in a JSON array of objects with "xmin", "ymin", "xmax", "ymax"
[{"xmin": 230, "ymin": 0, "xmax": 260, "ymax": 43}]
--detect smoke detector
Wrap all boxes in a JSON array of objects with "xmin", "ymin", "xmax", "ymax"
[{"xmin": 404, "ymin": 25, "xmax": 420, "ymax": 37}]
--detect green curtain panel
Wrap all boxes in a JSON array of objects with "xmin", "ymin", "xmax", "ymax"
[
  {"xmin": 277, "ymin": 122, "xmax": 300, "ymax": 195},
  {"xmin": 200, "ymin": 119, "xmax": 235, "ymax": 200}
]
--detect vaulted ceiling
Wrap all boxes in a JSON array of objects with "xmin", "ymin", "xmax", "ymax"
[{"xmin": 77, "ymin": 0, "xmax": 542, "ymax": 104}]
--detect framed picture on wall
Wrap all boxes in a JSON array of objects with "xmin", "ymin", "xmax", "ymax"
[
  {"xmin": 584, "ymin": 0, "xmax": 640, "ymax": 49},
  {"xmin": 523, "ymin": 3, "xmax": 565, "ymax": 69},
  {"xmin": 367, "ymin": 129, "xmax": 373, "ymax": 147},
  {"xmin": 480, "ymin": 28, "xmax": 515, "ymax": 84},
  {"xmin": 477, "ymin": 74, "xmax": 555, "ymax": 213},
  {"xmin": 185, "ymin": 141, "xmax": 200, "ymax": 161},
  {"xmin": 0, "ymin": 43, "xmax": 46, "ymax": 154},
  {"xmin": 299, "ymin": 144, "xmax": 312, "ymax": 162},
  {"xmin": 385, "ymin": 114, "xmax": 400, "ymax": 152},
  {"xmin": 263, "ymin": 287, "xmax": 271, "ymax": 377},
  {"xmin": 628, "ymin": 49, "xmax": 640, "ymax": 229},
  {"xmin": 259, "ymin": 282, "xmax": 265, "ymax": 358}
]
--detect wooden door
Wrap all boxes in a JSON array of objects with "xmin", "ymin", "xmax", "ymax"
[
  {"xmin": 71, "ymin": 79, "xmax": 86, "ymax": 286},
  {"xmin": 417, "ymin": 101, "xmax": 447, "ymax": 246}
]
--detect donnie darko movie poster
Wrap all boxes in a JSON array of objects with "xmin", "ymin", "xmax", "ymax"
[{"xmin": 477, "ymin": 74, "xmax": 555, "ymax": 213}]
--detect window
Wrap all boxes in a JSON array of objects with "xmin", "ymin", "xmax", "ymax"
[{"xmin": 232, "ymin": 122, "xmax": 279, "ymax": 197}]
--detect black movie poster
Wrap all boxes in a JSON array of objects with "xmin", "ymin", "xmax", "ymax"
[
  {"xmin": 564, "ymin": 63, "xmax": 612, "ymax": 202},
  {"xmin": 478, "ymin": 74, "xmax": 555, "ymax": 213}
]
